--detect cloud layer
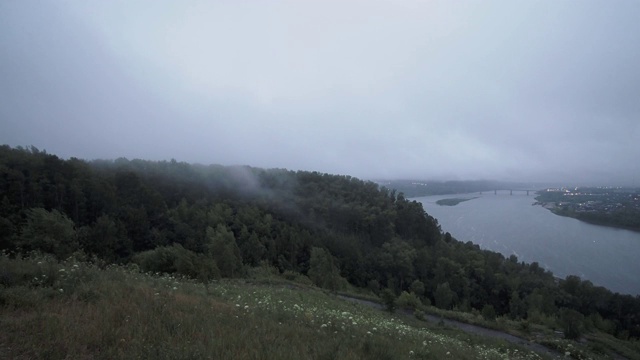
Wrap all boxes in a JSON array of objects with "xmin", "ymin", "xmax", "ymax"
[{"xmin": 1, "ymin": 1, "xmax": 639, "ymax": 184}]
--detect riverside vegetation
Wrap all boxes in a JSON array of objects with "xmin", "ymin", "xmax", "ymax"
[
  {"xmin": 1, "ymin": 145, "xmax": 639, "ymax": 358},
  {"xmin": 435, "ymin": 198, "xmax": 478, "ymax": 206}
]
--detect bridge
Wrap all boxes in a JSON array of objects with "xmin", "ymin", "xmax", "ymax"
[{"xmin": 478, "ymin": 189, "xmax": 540, "ymax": 196}]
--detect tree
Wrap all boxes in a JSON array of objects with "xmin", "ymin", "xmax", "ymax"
[
  {"xmin": 19, "ymin": 208, "xmax": 78, "ymax": 258},
  {"xmin": 381, "ymin": 288, "xmax": 397, "ymax": 313},
  {"xmin": 509, "ymin": 291, "xmax": 526, "ymax": 320},
  {"xmin": 308, "ymin": 247, "xmax": 341, "ymax": 291},
  {"xmin": 206, "ymin": 225, "xmax": 242, "ymax": 278},
  {"xmin": 434, "ymin": 282, "xmax": 455, "ymax": 310},
  {"xmin": 560, "ymin": 308, "xmax": 584, "ymax": 340},
  {"xmin": 482, "ymin": 304, "xmax": 497, "ymax": 321},
  {"xmin": 79, "ymin": 214, "xmax": 131, "ymax": 262},
  {"xmin": 410, "ymin": 279, "xmax": 426, "ymax": 297}
]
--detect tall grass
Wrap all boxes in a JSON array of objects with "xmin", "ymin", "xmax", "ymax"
[{"xmin": 0, "ymin": 253, "xmax": 588, "ymax": 359}]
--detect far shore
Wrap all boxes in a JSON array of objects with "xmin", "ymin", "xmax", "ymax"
[{"xmin": 436, "ymin": 197, "xmax": 478, "ymax": 206}]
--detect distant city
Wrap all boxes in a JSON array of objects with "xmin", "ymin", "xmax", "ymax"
[{"xmin": 535, "ymin": 187, "xmax": 640, "ymax": 231}]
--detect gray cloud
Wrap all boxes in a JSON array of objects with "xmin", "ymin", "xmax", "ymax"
[{"xmin": 1, "ymin": 1, "xmax": 639, "ymax": 185}]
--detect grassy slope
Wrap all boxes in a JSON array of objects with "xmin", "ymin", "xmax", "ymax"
[{"xmin": 1, "ymin": 254, "xmax": 635, "ymax": 360}]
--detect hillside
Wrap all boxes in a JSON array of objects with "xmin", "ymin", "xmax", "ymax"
[{"xmin": 1, "ymin": 145, "xmax": 639, "ymax": 358}]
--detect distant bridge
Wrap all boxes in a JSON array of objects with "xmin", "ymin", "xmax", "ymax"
[{"xmin": 478, "ymin": 189, "xmax": 540, "ymax": 196}]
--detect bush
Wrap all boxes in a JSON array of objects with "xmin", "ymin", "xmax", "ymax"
[
  {"xmin": 482, "ymin": 304, "xmax": 497, "ymax": 322},
  {"xmin": 380, "ymin": 288, "xmax": 396, "ymax": 313},
  {"xmin": 133, "ymin": 244, "xmax": 220, "ymax": 281},
  {"xmin": 559, "ymin": 308, "xmax": 584, "ymax": 340},
  {"xmin": 282, "ymin": 270, "xmax": 313, "ymax": 286},
  {"xmin": 396, "ymin": 291, "xmax": 423, "ymax": 310}
]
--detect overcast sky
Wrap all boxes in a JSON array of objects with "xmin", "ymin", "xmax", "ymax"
[{"xmin": 1, "ymin": 1, "xmax": 639, "ymax": 185}]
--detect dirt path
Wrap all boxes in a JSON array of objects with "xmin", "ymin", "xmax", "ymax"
[{"xmin": 337, "ymin": 295, "xmax": 563, "ymax": 358}]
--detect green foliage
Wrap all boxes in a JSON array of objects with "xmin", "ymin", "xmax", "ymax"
[
  {"xmin": 134, "ymin": 244, "xmax": 220, "ymax": 280},
  {"xmin": 410, "ymin": 279, "xmax": 425, "ymax": 296},
  {"xmin": 482, "ymin": 304, "xmax": 497, "ymax": 322},
  {"xmin": 2, "ymin": 145, "xmax": 640, "ymax": 340},
  {"xmin": 308, "ymin": 247, "xmax": 342, "ymax": 291},
  {"xmin": 205, "ymin": 225, "xmax": 242, "ymax": 278},
  {"xmin": 380, "ymin": 288, "xmax": 396, "ymax": 313},
  {"xmin": 560, "ymin": 308, "xmax": 584, "ymax": 340},
  {"xmin": 19, "ymin": 208, "xmax": 79, "ymax": 259},
  {"xmin": 396, "ymin": 291, "xmax": 423, "ymax": 310},
  {"xmin": 509, "ymin": 291, "xmax": 526, "ymax": 320},
  {"xmin": 2, "ymin": 254, "xmax": 562, "ymax": 360},
  {"xmin": 282, "ymin": 270, "xmax": 313, "ymax": 286},
  {"xmin": 79, "ymin": 215, "xmax": 130, "ymax": 262},
  {"xmin": 434, "ymin": 282, "xmax": 454, "ymax": 310}
]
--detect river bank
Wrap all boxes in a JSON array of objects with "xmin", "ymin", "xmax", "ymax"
[
  {"xmin": 534, "ymin": 201, "xmax": 640, "ymax": 233},
  {"xmin": 436, "ymin": 197, "xmax": 479, "ymax": 206},
  {"xmin": 417, "ymin": 194, "xmax": 640, "ymax": 296}
]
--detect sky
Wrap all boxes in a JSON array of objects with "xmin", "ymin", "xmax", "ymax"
[{"xmin": 1, "ymin": 1, "xmax": 639, "ymax": 185}]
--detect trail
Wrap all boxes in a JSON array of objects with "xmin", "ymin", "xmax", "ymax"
[{"xmin": 337, "ymin": 295, "xmax": 563, "ymax": 359}]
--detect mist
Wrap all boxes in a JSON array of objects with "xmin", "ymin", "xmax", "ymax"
[{"xmin": 1, "ymin": 1, "xmax": 639, "ymax": 185}]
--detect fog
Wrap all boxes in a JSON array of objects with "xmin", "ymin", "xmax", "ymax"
[{"xmin": 1, "ymin": 1, "xmax": 639, "ymax": 185}]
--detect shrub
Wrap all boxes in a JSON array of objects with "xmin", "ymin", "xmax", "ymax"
[
  {"xmin": 396, "ymin": 291, "xmax": 423, "ymax": 310},
  {"xmin": 482, "ymin": 304, "xmax": 497, "ymax": 322},
  {"xmin": 559, "ymin": 308, "xmax": 584, "ymax": 340},
  {"xmin": 380, "ymin": 288, "xmax": 396, "ymax": 313},
  {"xmin": 133, "ymin": 244, "xmax": 220, "ymax": 280}
]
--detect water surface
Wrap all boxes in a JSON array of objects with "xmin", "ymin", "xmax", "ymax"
[{"xmin": 415, "ymin": 192, "xmax": 640, "ymax": 295}]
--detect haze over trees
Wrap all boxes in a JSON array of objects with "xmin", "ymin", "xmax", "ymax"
[{"xmin": 1, "ymin": 145, "xmax": 639, "ymax": 340}]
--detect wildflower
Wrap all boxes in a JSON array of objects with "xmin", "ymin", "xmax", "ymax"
[
  {"xmin": 409, "ymin": 350, "xmax": 414, "ymax": 355},
  {"xmin": 446, "ymin": 351, "xmax": 450, "ymax": 355},
  {"xmin": 59, "ymin": 269, "xmax": 66, "ymax": 272},
  {"xmin": 172, "ymin": 286, "xmax": 177, "ymax": 290},
  {"xmin": 59, "ymin": 288, "xmax": 64, "ymax": 293},
  {"xmin": 244, "ymin": 305, "xmax": 249, "ymax": 310},
  {"xmin": 321, "ymin": 324, "xmax": 328, "ymax": 328}
]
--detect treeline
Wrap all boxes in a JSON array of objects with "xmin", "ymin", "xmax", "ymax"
[
  {"xmin": 0, "ymin": 145, "xmax": 639, "ymax": 339},
  {"xmin": 381, "ymin": 180, "xmax": 524, "ymax": 198}
]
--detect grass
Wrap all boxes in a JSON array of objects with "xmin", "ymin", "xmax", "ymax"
[{"xmin": 0, "ymin": 253, "xmax": 622, "ymax": 359}]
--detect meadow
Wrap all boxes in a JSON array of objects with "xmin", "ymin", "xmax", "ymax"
[{"xmin": 0, "ymin": 253, "xmax": 569, "ymax": 360}]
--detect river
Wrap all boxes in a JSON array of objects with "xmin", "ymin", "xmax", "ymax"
[{"xmin": 415, "ymin": 191, "xmax": 640, "ymax": 295}]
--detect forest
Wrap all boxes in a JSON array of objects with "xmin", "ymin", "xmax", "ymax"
[{"xmin": 1, "ymin": 145, "xmax": 639, "ymax": 340}]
